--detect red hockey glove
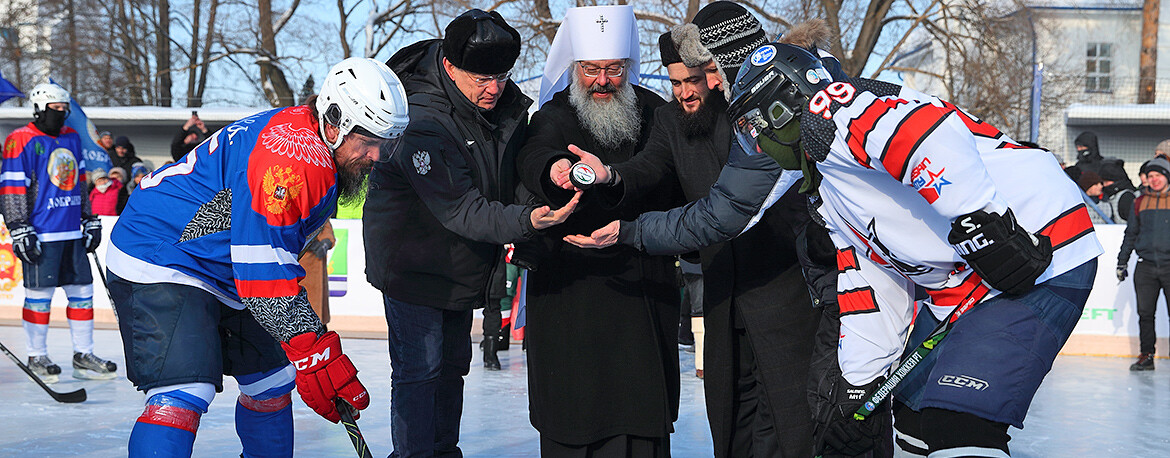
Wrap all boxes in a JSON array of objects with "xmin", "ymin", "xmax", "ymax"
[{"xmin": 281, "ymin": 331, "xmax": 370, "ymax": 423}]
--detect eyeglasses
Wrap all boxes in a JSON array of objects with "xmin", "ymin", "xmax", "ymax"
[
  {"xmin": 579, "ymin": 62, "xmax": 625, "ymax": 78},
  {"xmin": 462, "ymin": 68, "xmax": 511, "ymax": 87}
]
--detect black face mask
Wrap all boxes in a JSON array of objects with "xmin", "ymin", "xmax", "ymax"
[{"xmin": 34, "ymin": 108, "xmax": 69, "ymax": 137}]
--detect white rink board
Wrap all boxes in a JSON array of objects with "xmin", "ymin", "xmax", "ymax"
[
  {"xmin": 0, "ymin": 217, "xmax": 387, "ymax": 319},
  {"xmin": 0, "ymin": 220, "xmax": 1161, "ymax": 340}
]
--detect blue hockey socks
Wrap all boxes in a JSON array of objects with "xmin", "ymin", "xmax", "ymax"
[{"xmin": 235, "ymin": 367, "xmax": 296, "ymax": 457}]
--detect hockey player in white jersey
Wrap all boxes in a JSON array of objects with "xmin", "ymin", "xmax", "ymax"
[{"xmin": 727, "ymin": 43, "xmax": 1102, "ymax": 457}]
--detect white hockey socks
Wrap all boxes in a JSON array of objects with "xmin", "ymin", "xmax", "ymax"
[
  {"xmin": 22, "ymin": 287, "xmax": 54, "ymax": 356},
  {"xmin": 63, "ymin": 284, "xmax": 95, "ymax": 354}
]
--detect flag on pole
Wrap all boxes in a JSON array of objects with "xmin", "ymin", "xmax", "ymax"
[
  {"xmin": 0, "ymin": 70, "xmax": 23, "ymax": 105},
  {"xmin": 50, "ymin": 79, "xmax": 112, "ymax": 173}
]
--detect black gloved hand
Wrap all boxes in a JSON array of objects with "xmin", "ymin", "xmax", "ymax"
[
  {"xmin": 304, "ymin": 238, "xmax": 333, "ymax": 260},
  {"xmin": 821, "ymin": 376, "xmax": 889, "ymax": 457},
  {"xmin": 1116, "ymin": 265, "xmax": 1128, "ymax": 282},
  {"xmin": 9, "ymin": 223, "xmax": 41, "ymax": 264},
  {"xmin": 947, "ymin": 209, "xmax": 1052, "ymax": 296},
  {"xmin": 83, "ymin": 218, "xmax": 102, "ymax": 252}
]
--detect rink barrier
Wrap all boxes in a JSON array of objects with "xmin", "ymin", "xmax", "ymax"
[{"xmin": 0, "ymin": 219, "xmax": 1164, "ymax": 357}]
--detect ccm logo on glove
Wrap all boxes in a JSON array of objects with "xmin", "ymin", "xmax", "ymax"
[{"xmin": 291, "ymin": 348, "xmax": 331, "ymax": 371}]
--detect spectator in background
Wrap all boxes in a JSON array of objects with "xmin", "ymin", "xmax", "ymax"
[
  {"xmin": 481, "ymin": 250, "xmax": 518, "ymax": 371},
  {"xmin": 171, "ymin": 112, "xmax": 209, "ymax": 161},
  {"xmin": 1139, "ymin": 160, "xmax": 1152, "ymax": 192},
  {"xmin": 1074, "ymin": 131, "xmax": 1121, "ymax": 175},
  {"xmin": 1117, "ymin": 157, "xmax": 1170, "ymax": 371},
  {"xmin": 88, "ymin": 169, "xmax": 122, "ymax": 216},
  {"xmin": 109, "ymin": 167, "xmax": 130, "ymax": 215},
  {"xmin": 1064, "ymin": 164, "xmax": 1083, "ymax": 185},
  {"xmin": 1078, "ymin": 171, "xmax": 1108, "ymax": 224},
  {"xmin": 129, "ymin": 162, "xmax": 150, "ymax": 192},
  {"xmin": 1156, "ymin": 139, "xmax": 1170, "ymax": 160},
  {"xmin": 98, "ymin": 131, "xmax": 114, "ymax": 154},
  {"xmin": 110, "ymin": 136, "xmax": 141, "ymax": 172},
  {"xmin": 299, "ymin": 221, "xmax": 335, "ymax": 324},
  {"xmin": 1100, "ymin": 161, "xmax": 1138, "ymax": 222}
]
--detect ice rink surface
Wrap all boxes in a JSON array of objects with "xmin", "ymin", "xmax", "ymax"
[{"xmin": 1, "ymin": 324, "xmax": 1168, "ymax": 457}]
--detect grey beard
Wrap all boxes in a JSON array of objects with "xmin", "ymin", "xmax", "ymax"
[{"xmin": 568, "ymin": 73, "xmax": 641, "ymax": 151}]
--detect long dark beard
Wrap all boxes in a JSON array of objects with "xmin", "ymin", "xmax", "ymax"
[
  {"xmin": 676, "ymin": 90, "xmax": 728, "ymax": 140},
  {"xmin": 335, "ymin": 154, "xmax": 373, "ymax": 206},
  {"xmin": 569, "ymin": 72, "xmax": 641, "ymax": 151}
]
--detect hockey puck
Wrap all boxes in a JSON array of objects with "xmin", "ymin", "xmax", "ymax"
[{"xmin": 569, "ymin": 162, "xmax": 598, "ymax": 189}]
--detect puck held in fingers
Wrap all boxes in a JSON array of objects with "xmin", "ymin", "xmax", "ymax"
[{"xmin": 569, "ymin": 162, "xmax": 597, "ymax": 189}]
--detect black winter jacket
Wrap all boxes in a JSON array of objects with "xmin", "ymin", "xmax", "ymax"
[{"xmin": 363, "ymin": 40, "xmax": 535, "ymax": 310}]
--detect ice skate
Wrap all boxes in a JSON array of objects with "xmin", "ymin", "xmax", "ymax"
[
  {"xmin": 73, "ymin": 352, "xmax": 117, "ymax": 380},
  {"xmin": 28, "ymin": 355, "xmax": 61, "ymax": 384}
]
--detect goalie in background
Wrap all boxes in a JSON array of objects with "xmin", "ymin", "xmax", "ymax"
[{"xmin": 727, "ymin": 43, "xmax": 1102, "ymax": 457}]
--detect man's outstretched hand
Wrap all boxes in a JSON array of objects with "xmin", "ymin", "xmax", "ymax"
[
  {"xmin": 563, "ymin": 220, "xmax": 620, "ymax": 249},
  {"xmin": 530, "ymin": 190, "xmax": 583, "ymax": 230},
  {"xmin": 549, "ymin": 144, "xmax": 611, "ymax": 190}
]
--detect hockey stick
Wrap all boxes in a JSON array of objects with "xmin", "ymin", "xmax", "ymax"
[
  {"xmin": 0, "ymin": 339, "xmax": 87, "ymax": 403},
  {"xmin": 88, "ymin": 251, "xmax": 118, "ymax": 322},
  {"xmin": 336, "ymin": 398, "xmax": 373, "ymax": 458},
  {"xmin": 852, "ymin": 294, "xmax": 981, "ymax": 421}
]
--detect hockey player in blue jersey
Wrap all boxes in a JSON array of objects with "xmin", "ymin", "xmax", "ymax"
[
  {"xmin": 1, "ymin": 82, "xmax": 117, "ymax": 384},
  {"xmin": 105, "ymin": 57, "xmax": 410, "ymax": 457},
  {"xmin": 727, "ymin": 44, "xmax": 1101, "ymax": 457}
]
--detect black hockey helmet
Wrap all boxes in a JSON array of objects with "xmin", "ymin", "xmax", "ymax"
[{"xmin": 727, "ymin": 43, "xmax": 832, "ymax": 158}]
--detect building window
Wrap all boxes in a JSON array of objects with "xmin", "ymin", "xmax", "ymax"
[{"xmin": 1086, "ymin": 42, "xmax": 1112, "ymax": 93}]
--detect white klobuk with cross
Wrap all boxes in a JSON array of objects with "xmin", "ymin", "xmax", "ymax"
[{"xmin": 536, "ymin": 4, "xmax": 642, "ymax": 108}]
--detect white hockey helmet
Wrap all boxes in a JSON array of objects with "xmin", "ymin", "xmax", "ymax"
[
  {"xmin": 29, "ymin": 83, "xmax": 71, "ymax": 113},
  {"xmin": 316, "ymin": 57, "xmax": 410, "ymax": 150}
]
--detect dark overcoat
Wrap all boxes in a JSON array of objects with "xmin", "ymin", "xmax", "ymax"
[
  {"xmin": 515, "ymin": 86, "xmax": 683, "ymax": 445},
  {"xmin": 611, "ymin": 99, "xmax": 822, "ymax": 457}
]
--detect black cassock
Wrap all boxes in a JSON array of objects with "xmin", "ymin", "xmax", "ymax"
[
  {"xmin": 516, "ymin": 86, "xmax": 683, "ymax": 451},
  {"xmin": 611, "ymin": 100, "xmax": 824, "ymax": 457}
]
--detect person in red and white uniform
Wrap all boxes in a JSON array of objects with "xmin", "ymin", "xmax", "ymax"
[{"xmin": 728, "ymin": 43, "xmax": 1102, "ymax": 457}]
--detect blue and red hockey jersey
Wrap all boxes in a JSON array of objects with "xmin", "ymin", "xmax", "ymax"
[
  {"xmin": 108, "ymin": 106, "xmax": 338, "ymax": 314},
  {"xmin": 2, "ymin": 124, "xmax": 88, "ymax": 241}
]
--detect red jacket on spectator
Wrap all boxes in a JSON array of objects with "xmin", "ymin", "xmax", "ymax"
[{"xmin": 90, "ymin": 178, "xmax": 123, "ymax": 216}]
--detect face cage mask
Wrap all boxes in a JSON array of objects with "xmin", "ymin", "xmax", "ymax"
[{"xmin": 733, "ymin": 81, "xmax": 801, "ymax": 157}]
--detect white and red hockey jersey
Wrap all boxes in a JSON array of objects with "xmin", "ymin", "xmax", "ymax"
[{"xmin": 799, "ymin": 78, "xmax": 1103, "ymax": 385}]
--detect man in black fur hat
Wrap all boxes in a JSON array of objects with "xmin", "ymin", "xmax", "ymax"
[{"xmin": 364, "ymin": 9, "xmax": 578, "ymax": 457}]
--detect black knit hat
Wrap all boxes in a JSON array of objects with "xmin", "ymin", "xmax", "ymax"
[
  {"xmin": 691, "ymin": 1, "xmax": 767, "ymax": 78},
  {"xmin": 1099, "ymin": 161, "xmax": 1130, "ymax": 183},
  {"xmin": 659, "ymin": 31, "xmax": 682, "ymax": 66},
  {"xmin": 443, "ymin": 9, "xmax": 521, "ymax": 75}
]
